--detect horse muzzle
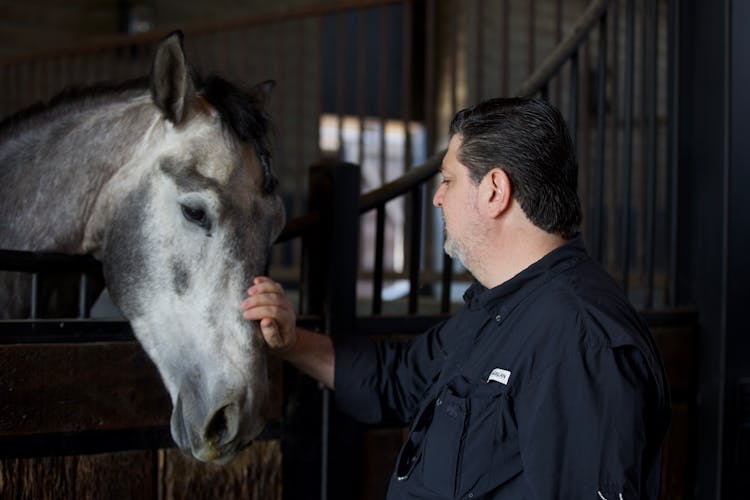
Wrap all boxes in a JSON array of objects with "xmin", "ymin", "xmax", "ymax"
[{"xmin": 170, "ymin": 385, "xmax": 265, "ymax": 464}]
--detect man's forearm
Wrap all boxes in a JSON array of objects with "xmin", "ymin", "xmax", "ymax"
[{"xmin": 279, "ymin": 327, "xmax": 335, "ymax": 390}]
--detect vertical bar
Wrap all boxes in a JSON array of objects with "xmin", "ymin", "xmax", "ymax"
[
  {"xmin": 425, "ymin": 0, "xmax": 436, "ymax": 154},
  {"xmin": 320, "ymin": 389, "xmax": 329, "ymax": 500},
  {"xmin": 336, "ymin": 13, "xmax": 346, "ymax": 158},
  {"xmin": 315, "ymin": 17, "xmax": 324, "ymax": 160},
  {"xmin": 607, "ymin": 0, "xmax": 621, "ymax": 267},
  {"xmin": 296, "ymin": 20, "xmax": 306, "ymax": 198},
  {"xmin": 450, "ymin": 0, "xmax": 458, "ymax": 113},
  {"xmin": 379, "ymin": 5, "xmax": 390, "ymax": 183},
  {"xmin": 569, "ymin": 51, "xmax": 579, "ymax": 149},
  {"xmin": 403, "ymin": 0, "xmax": 413, "ymax": 173},
  {"xmin": 666, "ymin": 0, "xmax": 680, "ymax": 306},
  {"xmin": 373, "ymin": 205, "xmax": 386, "ymax": 314},
  {"xmin": 620, "ymin": 0, "xmax": 635, "ymax": 296},
  {"xmin": 30, "ymin": 273, "xmax": 39, "ymax": 319},
  {"xmin": 501, "ymin": 0, "xmax": 510, "ymax": 95},
  {"xmin": 475, "ymin": 0, "xmax": 484, "ymax": 102},
  {"xmin": 357, "ymin": 10, "xmax": 367, "ymax": 169},
  {"xmin": 555, "ymin": 0, "xmax": 564, "ymax": 105},
  {"xmin": 593, "ymin": 13, "xmax": 608, "ymax": 263},
  {"xmin": 78, "ymin": 273, "xmax": 89, "ymax": 319},
  {"xmin": 408, "ymin": 186, "xmax": 423, "ymax": 314},
  {"xmin": 528, "ymin": 0, "xmax": 536, "ymax": 77},
  {"xmin": 644, "ymin": 0, "xmax": 658, "ymax": 308},
  {"xmin": 580, "ymin": 41, "xmax": 592, "ymax": 232}
]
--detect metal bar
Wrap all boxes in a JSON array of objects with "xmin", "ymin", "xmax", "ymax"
[
  {"xmin": 450, "ymin": 0, "xmax": 458, "ymax": 113},
  {"xmin": 379, "ymin": 4, "xmax": 390, "ymax": 183},
  {"xmin": 408, "ymin": 186, "xmax": 423, "ymax": 314},
  {"xmin": 644, "ymin": 0, "xmax": 658, "ymax": 307},
  {"xmin": 321, "ymin": 389, "xmax": 329, "ymax": 500},
  {"xmin": 403, "ymin": 0, "xmax": 413, "ymax": 173},
  {"xmin": 666, "ymin": 0, "xmax": 680, "ymax": 306},
  {"xmin": 28, "ymin": 273, "xmax": 39, "ymax": 320},
  {"xmin": 475, "ymin": 0, "xmax": 484, "ymax": 102},
  {"xmin": 528, "ymin": 0, "xmax": 536, "ymax": 77},
  {"xmin": 78, "ymin": 274, "xmax": 89, "ymax": 319},
  {"xmin": 502, "ymin": 0, "xmax": 510, "ymax": 95},
  {"xmin": 425, "ymin": 0, "xmax": 436, "ymax": 154},
  {"xmin": 516, "ymin": 0, "xmax": 613, "ymax": 98},
  {"xmin": 620, "ymin": 0, "xmax": 635, "ymax": 295},
  {"xmin": 569, "ymin": 51, "xmax": 579, "ymax": 149},
  {"xmin": 373, "ymin": 205, "xmax": 386, "ymax": 314},
  {"xmin": 608, "ymin": 0, "xmax": 621, "ymax": 268},
  {"xmin": 593, "ymin": 13, "xmax": 608, "ymax": 263},
  {"xmin": 0, "ymin": 0, "xmax": 406, "ymax": 67},
  {"xmin": 359, "ymin": 152, "xmax": 442, "ymax": 213},
  {"xmin": 0, "ymin": 249, "xmax": 101, "ymax": 273},
  {"xmin": 555, "ymin": 0, "xmax": 563, "ymax": 105},
  {"xmin": 358, "ymin": 10, "xmax": 367, "ymax": 168},
  {"xmin": 336, "ymin": 13, "xmax": 346, "ymax": 158}
]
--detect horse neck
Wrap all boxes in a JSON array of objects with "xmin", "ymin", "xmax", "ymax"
[{"xmin": 0, "ymin": 93, "xmax": 160, "ymax": 254}]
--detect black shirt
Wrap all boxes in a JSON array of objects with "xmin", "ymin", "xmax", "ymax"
[{"xmin": 334, "ymin": 236, "xmax": 671, "ymax": 499}]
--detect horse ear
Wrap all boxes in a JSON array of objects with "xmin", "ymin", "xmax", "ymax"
[
  {"xmin": 250, "ymin": 80, "xmax": 276, "ymax": 107},
  {"xmin": 150, "ymin": 30, "xmax": 194, "ymax": 124}
]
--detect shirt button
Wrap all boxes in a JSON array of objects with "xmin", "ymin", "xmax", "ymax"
[
  {"xmin": 436, "ymin": 397, "xmax": 442, "ymax": 406},
  {"xmin": 495, "ymin": 314, "xmax": 502, "ymax": 322},
  {"xmin": 468, "ymin": 493, "xmax": 474, "ymax": 498}
]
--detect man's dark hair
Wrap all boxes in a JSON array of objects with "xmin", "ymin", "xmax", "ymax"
[{"xmin": 449, "ymin": 97, "xmax": 582, "ymax": 238}]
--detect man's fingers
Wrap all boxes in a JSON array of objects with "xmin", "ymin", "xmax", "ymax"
[
  {"xmin": 247, "ymin": 277, "xmax": 283, "ymax": 295},
  {"xmin": 242, "ymin": 304, "xmax": 287, "ymax": 320}
]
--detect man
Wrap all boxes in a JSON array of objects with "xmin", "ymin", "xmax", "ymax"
[{"xmin": 242, "ymin": 98, "xmax": 671, "ymax": 499}]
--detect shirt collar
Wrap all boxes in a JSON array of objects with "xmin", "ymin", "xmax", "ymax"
[{"xmin": 462, "ymin": 234, "xmax": 590, "ymax": 317}]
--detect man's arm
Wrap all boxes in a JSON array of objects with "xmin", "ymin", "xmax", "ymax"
[{"xmin": 241, "ymin": 277, "xmax": 334, "ymax": 389}]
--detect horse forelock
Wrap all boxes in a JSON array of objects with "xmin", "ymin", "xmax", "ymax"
[{"xmin": 194, "ymin": 74, "xmax": 277, "ymax": 195}]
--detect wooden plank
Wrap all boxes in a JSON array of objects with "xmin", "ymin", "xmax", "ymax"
[
  {"xmin": 0, "ymin": 450, "xmax": 157, "ymax": 499},
  {"xmin": 0, "ymin": 340, "xmax": 282, "ymax": 464},
  {"xmin": 0, "ymin": 342, "xmax": 170, "ymax": 435},
  {"xmin": 160, "ymin": 440, "xmax": 282, "ymax": 499}
]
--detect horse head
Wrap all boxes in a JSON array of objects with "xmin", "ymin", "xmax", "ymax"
[{"xmin": 83, "ymin": 32, "xmax": 285, "ymax": 463}]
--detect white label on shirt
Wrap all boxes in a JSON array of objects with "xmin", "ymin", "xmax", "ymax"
[{"xmin": 487, "ymin": 368, "xmax": 511, "ymax": 385}]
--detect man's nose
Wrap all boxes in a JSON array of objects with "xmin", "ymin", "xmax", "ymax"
[{"xmin": 432, "ymin": 184, "xmax": 444, "ymax": 207}]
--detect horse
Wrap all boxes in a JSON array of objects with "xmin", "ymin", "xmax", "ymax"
[{"xmin": 0, "ymin": 31, "xmax": 286, "ymax": 464}]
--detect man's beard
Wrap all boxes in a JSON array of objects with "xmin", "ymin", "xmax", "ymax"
[{"xmin": 443, "ymin": 227, "xmax": 468, "ymax": 267}]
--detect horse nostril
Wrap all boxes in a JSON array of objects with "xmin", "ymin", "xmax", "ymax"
[{"xmin": 204, "ymin": 404, "xmax": 238, "ymax": 447}]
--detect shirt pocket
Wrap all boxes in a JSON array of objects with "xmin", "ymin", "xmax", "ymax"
[{"xmin": 420, "ymin": 376, "xmax": 522, "ymax": 498}]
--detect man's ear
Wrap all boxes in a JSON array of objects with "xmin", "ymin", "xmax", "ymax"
[{"xmin": 483, "ymin": 167, "xmax": 512, "ymax": 217}]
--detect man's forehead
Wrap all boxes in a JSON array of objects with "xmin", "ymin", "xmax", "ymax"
[{"xmin": 441, "ymin": 135, "xmax": 464, "ymax": 173}]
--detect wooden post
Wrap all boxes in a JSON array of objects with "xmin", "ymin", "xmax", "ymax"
[{"xmin": 286, "ymin": 161, "xmax": 361, "ymax": 500}]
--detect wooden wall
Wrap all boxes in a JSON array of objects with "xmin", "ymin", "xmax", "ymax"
[{"xmin": 0, "ymin": 329, "xmax": 284, "ymax": 499}]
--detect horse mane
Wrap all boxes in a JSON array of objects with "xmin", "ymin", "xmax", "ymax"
[
  {"xmin": 0, "ymin": 77, "xmax": 150, "ymax": 137},
  {"xmin": 0, "ymin": 72, "xmax": 278, "ymax": 195}
]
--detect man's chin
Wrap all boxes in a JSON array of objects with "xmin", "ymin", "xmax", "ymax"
[{"xmin": 444, "ymin": 240, "xmax": 465, "ymax": 266}]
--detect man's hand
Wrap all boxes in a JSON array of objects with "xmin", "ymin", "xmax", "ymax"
[{"xmin": 241, "ymin": 276, "xmax": 296, "ymax": 354}]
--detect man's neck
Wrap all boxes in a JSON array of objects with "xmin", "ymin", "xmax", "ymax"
[{"xmin": 472, "ymin": 221, "xmax": 567, "ymax": 289}]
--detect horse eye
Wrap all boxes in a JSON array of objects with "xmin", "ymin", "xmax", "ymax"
[{"xmin": 181, "ymin": 204, "xmax": 209, "ymax": 228}]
